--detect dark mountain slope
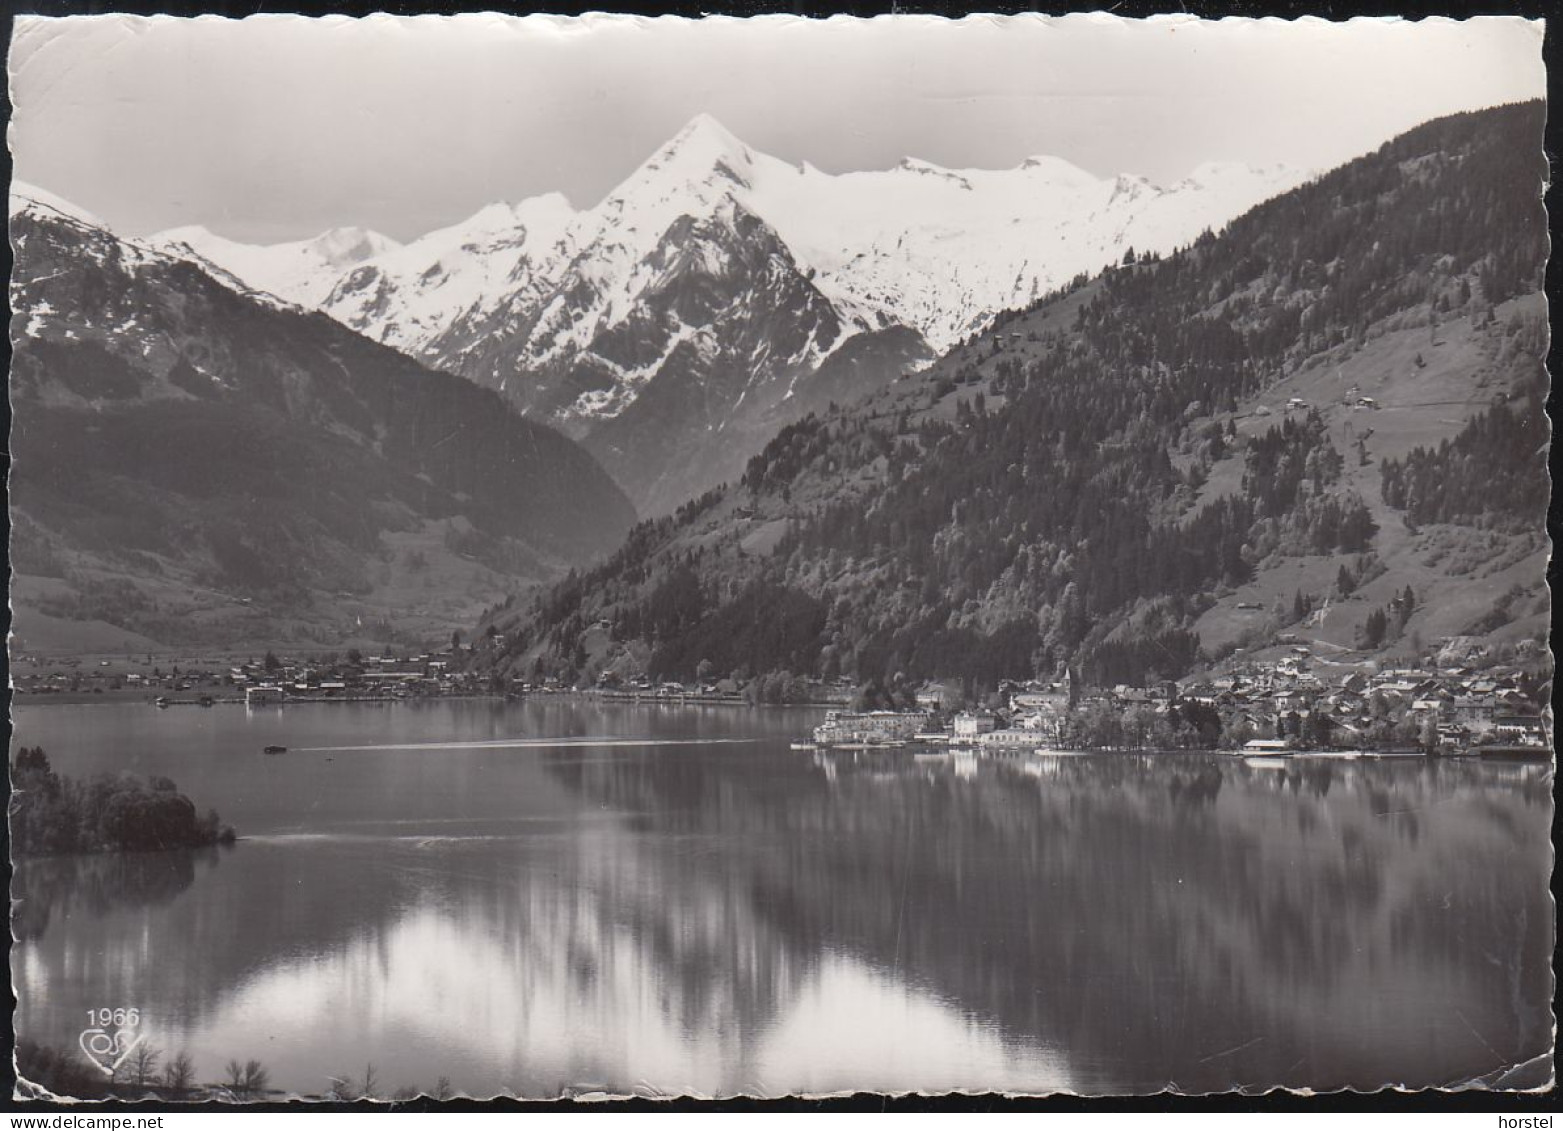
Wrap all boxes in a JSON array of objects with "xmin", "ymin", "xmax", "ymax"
[
  {"xmin": 9, "ymin": 200, "xmax": 637, "ymax": 649},
  {"xmin": 467, "ymin": 102, "xmax": 1548, "ymax": 691}
]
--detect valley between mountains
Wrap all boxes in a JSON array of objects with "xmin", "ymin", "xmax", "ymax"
[
  {"xmin": 9, "ymin": 188, "xmax": 634, "ymax": 651},
  {"xmin": 8, "ymin": 105, "xmax": 1548, "ymax": 683}
]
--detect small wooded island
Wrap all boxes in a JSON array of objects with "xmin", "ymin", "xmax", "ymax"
[{"xmin": 10, "ymin": 747, "xmax": 235, "ymax": 856}]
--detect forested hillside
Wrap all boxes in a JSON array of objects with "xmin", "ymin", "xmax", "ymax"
[{"xmin": 468, "ymin": 102, "xmax": 1549, "ymax": 694}]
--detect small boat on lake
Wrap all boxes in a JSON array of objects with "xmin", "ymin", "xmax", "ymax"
[{"xmin": 263, "ymin": 745, "xmax": 288, "ymax": 755}]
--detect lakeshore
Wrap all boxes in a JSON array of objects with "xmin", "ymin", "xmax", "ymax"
[{"xmin": 15, "ymin": 651, "xmax": 1551, "ymax": 763}]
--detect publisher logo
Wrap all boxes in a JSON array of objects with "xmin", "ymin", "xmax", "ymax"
[{"xmin": 78, "ymin": 1007, "xmax": 145, "ymax": 1077}]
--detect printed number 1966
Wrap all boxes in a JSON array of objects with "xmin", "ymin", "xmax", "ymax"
[{"xmin": 87, "ymin": 1007, "xmax": 141, "ymax": 1028}]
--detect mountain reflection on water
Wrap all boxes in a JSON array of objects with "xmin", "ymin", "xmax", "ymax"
[
  {"xmin": 546, "ymin": 746, "xmax": 1552, "ymax": 1093},
  {"xmin": 10, "ymin": 703, "xmax": 1552, "ymax": 1096}
]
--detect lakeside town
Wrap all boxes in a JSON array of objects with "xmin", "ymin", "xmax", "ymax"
[
  {"xmin": 12, "ymin": 632, "xmax": 1551, "ymax": 759},
  {"xmin": 810, "ymin": 634, "xmax": 1551, "ymax": 757}
]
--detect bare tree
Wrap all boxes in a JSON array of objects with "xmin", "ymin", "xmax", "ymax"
[
  {"xmin": 161, "ymin": 1052, "xmax": 195, "ymax": 1092},
  {"xmin": 223, "ymin": 1058, "xmax": 270, "ymax": 1097},
  {"xmin": 127, "ymin": 1043, "xmax": 161, "ymax": 1088},
  {"xmin": 360, "ymin": 1062, "xmax": 379, "ymax": 1100},
  {"xmin": 434, "ymin": 1076, "xmax": 454, "ymax": 1102}
]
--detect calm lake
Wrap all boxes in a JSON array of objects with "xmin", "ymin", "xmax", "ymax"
[{"xmin": 10, "ymin": 700, "xmax": 1554, "ymax": 1097}]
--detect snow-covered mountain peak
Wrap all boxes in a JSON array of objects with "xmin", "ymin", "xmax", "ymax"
[
  {"xmin": 308, "ymin": 225, "xmax": 402, "ymax": 265},
  {"xmin": 143, "ymin": 221, "xmax": 402, "ymax": 308},
  {"xmin": 150, "ymin": 222, "xmax": 398, "ymax": 269},
  {"xmin": 11, "ymin": 185, "xmax": 207, "ymax": 288},
  {"xmin": 665, "ymin": 113, "xmax": 754, "ymax": 168},
  {"xmin": 1106, "ymin": 173, "xmax": 1162, "ymax": 206},
  {"xmin": 642, "ymin": 113, "xmax": 755, "ymax": 187},
  {"xmin": 10, "ymin": 179, "xmax": 105, "ymax": 228},
  {"xmin": 463, "ymin": 197, "xmax": 564, "ymax": 236},
  {"xmin": 149, "ymin": 222, "xmax": 215, "ymax": 245},
  {"xmin": 1018, "ymin": 155, "xmax": 1101, "ymax": 188},
  {"xmin": 510, "ymin": 192, "xmax": 578, "ymax": 238},
  {"xmin": 599, "ymin": 114, "xmax": 761, "ymax": 230},
  {"xmin": 375, "ymin": 195, "xmax": 575, "ymax": 270},
  {"xmin": 894, "ymin": 157, "xmax": 973, "ymax": 190}
]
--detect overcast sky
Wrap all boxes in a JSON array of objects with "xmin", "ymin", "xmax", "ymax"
[{"xmin": 8, "ymin": 13, "xmax": 1546, "ymax": 244}]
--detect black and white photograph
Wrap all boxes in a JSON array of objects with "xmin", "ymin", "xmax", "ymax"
[{"xmin": 6, "ymin": 11, "xmax": 1553, "ymax": 1102}]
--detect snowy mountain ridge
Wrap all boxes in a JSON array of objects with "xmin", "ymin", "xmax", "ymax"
[
  {"xmin": 143, "ymin": 114, "xmax": 1307, "ymax": 368},
  {"xmin": 32, "ymin": 117, "xmax": 1310, "ymax": 514},
  {"xmin": 148, "ymin": 223, "xmax": 402, "ymax": 308}
]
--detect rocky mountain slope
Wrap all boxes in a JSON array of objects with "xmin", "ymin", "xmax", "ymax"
[
  {"xmin": 9, "ymin": 185, "xmax": 636, "ymax": 651},
  {"xmin": 465, "ymin": 102, "xmax": 1549, "ymax": 691},
  {"xmin": 161, "ymin": 115, "xmax": 1306, "ymax": 514}
]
